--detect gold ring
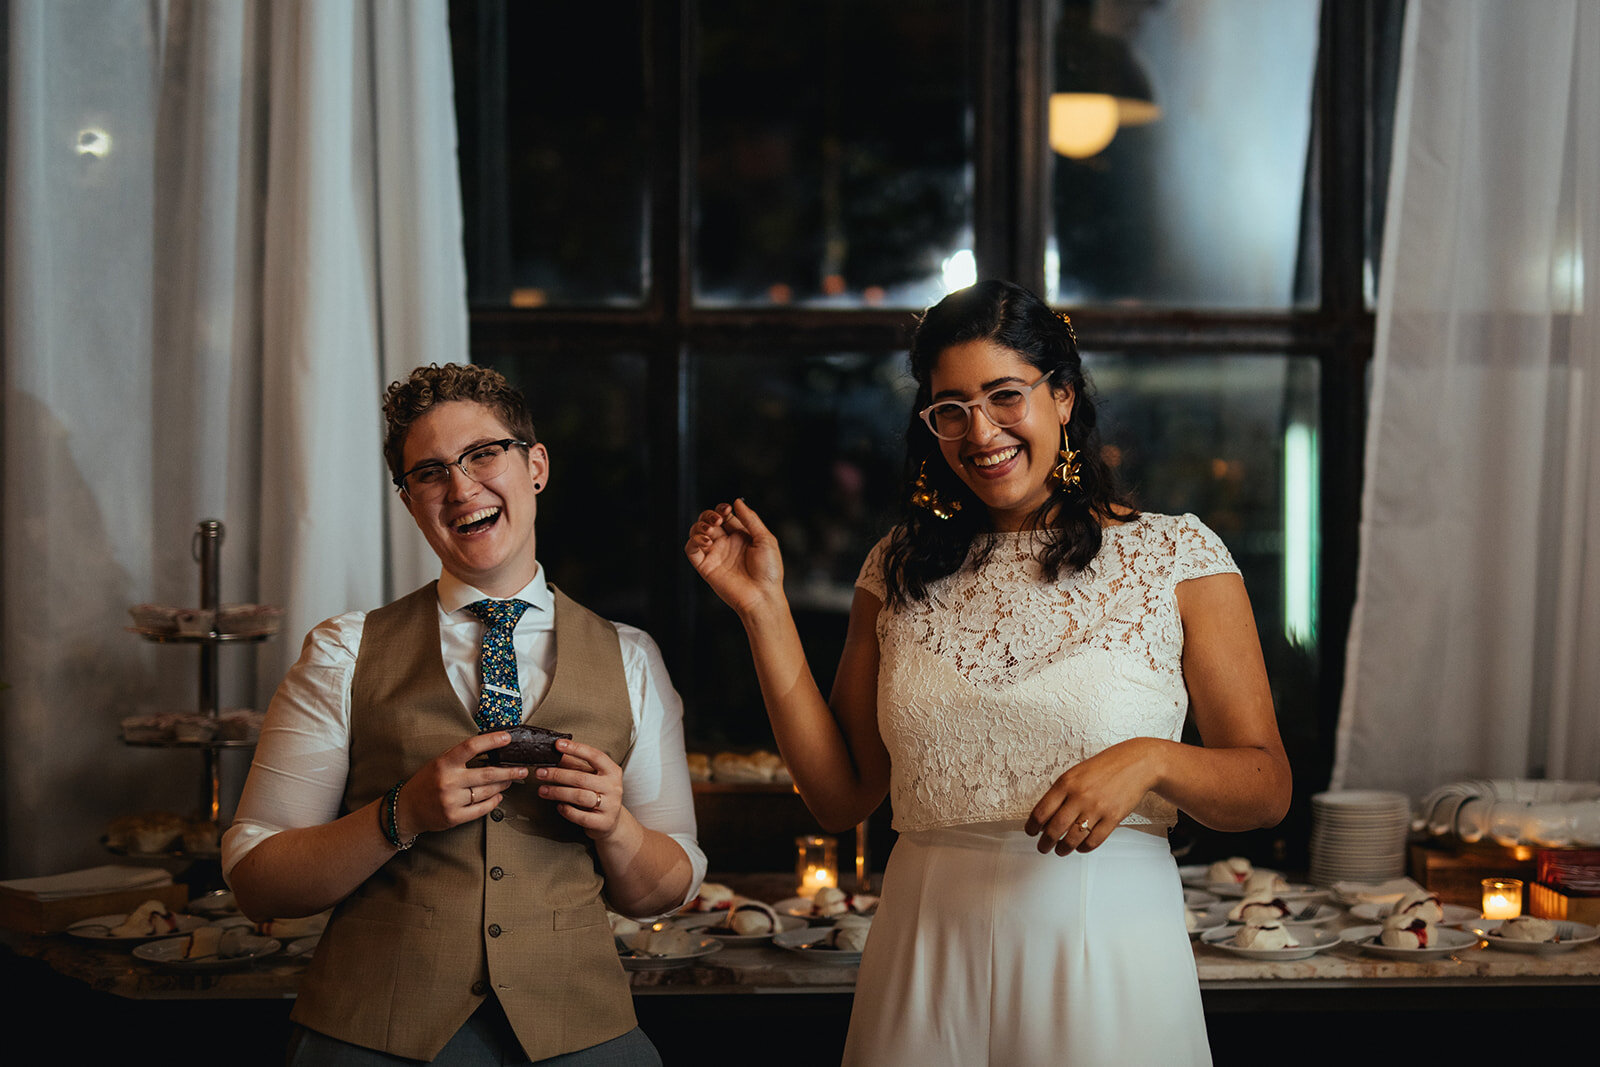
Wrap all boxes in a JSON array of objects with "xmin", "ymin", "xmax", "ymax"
[
  {"xmin": 469, "ymin": 787, "xmax": 477, "ymax": 804},
  {"xmin": 1078, "ymin": 820, "xmax": 1090, "ymax": 832}
]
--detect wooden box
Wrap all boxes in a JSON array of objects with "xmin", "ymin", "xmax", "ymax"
[
  {"xmin": 1530, "ymin": 882, "xmax": 1600, "ymax": 924},
  {"xmin": 0, "ymin": 881, "xmax": 188, "ymax": 934},
  {"xmin": 1408, "ymin": 839, "xmax": 1537, "ymax": 909}
]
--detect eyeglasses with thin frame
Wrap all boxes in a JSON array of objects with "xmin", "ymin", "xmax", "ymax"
[
  {"xmin": 918, "ymin": 372, "xmax": 1054, "ymax": 440},
  {"xmin": 395, "ymin": 439, "xmax": 530, "ymax": 498}
]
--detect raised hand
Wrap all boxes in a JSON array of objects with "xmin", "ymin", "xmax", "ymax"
[{"xmin": 684, "ymin": 499, "xmax": 786, "ymax": 617}]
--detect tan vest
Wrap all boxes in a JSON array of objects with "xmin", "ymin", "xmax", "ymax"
[{"xmin": 291, "ymin": 582, "xmax": 638, "ymax": 1061}]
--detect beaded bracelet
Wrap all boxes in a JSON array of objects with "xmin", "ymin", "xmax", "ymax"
[{"xmin": 381, "ymin": 779, "xmax": 417, "ymax": 851}]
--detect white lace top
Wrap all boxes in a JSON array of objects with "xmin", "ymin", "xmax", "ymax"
[{"xmin": 856, "ymin": 513, "xmax": 1239, "ymax": 834}]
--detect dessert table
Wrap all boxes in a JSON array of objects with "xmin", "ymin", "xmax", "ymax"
[{"xmin": 7, "ymin": 871, "xmax": 1598, "ymax": 1065}]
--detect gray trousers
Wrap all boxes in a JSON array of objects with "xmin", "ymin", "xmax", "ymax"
[{"xmin": 285, "ymin": 997, "xmax": 662, "ymax": 1067}]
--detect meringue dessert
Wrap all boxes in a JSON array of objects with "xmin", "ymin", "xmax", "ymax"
[
  {"xmin": 1393, "ymin": 888, "xmax": 1444, "ymax": 923},
  {"xmin": 826, "ymin": 915, "xmax": 871, "ymax": 952},
  {"xmin": 1241, "ymin": 870, "xmax": 1289, "ymax": 896},
  {"xmin": 1227, "ymin": 894, "xmax": 1291, "ymax": 923},
  {"xmin": 706, "ymin": 900, "xmax": 781, "ymax": 936},
  {"xmin": 1378, "ymin": 913, "xmax": 1436, "ymax": 949},
  {"xmin": 625, "ymin": 925, "xmax": 695, "ymax": 957},
  {"xmin": 1207, "ymin": 857, "xmax": 1253, "ymax": 885},
  {"xmin": 1495, "ymin": 915, "xmax": 1559, "ymax": 942},
  {"xmin": 810, "ymin": 887, "xmax": 877, "ymax": 918},
  {"xmin": 685, "ymin": 882, "xmax": 737, "ymax": 912},
  {"xmin": 1233, "ymin": 921, "xmax": 1298, "ymax": 950},
  {"xmin": 109, "ymin": 899, "xmax": 180, "ymax": 937}
]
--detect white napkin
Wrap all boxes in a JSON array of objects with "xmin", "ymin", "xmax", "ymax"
[{"xmin": 0, "ymin": 864, "xmax": 173, "ymax": 901}]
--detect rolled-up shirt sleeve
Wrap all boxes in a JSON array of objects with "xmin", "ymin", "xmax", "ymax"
[
  {"xmin": 220, "ymin": 612, "xmax": 365, "ymax": 880},
  {"xmin": 616, "ymin": 624, "xmax": 707, "ymax": 908}
]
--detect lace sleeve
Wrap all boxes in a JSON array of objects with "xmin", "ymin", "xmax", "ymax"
[
  {"xmin": 854, "ymin": 533, "xmax": 892, "ymax": 602},
  {"xmin": 1173, "ymin": 514, "xmax": 1241, "ymax": 583}
]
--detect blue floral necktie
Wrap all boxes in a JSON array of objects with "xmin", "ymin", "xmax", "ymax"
[{"xmin": 464, "ymin": 599, "xmax": 531, "ymax": 730}]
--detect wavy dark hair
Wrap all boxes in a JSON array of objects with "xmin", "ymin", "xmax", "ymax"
[
  {"xmin": 880, "ymin": 280, "xmax": 1137, "ymax": 607},
  {"xmin": 381, "ymin": 363, "xmax": 538, "ymax": 484}
]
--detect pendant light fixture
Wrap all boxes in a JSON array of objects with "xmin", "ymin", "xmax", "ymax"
[{"xmin": 1050, "ymin": 0, "xmax": 1161, "ymax": 159}]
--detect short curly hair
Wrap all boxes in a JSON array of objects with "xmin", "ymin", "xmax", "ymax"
[{"xmin": 381, "ymin": 363, "xmax": 537, "ymax": 483}]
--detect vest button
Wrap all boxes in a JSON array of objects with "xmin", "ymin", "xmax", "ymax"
[
  {"xmin": 487, "ymin": 923, "xmax": 502, "ymax": 938},
  {"xmin": 490, "ymin": 808, "xmax": 505, "ymax": 822},
  {"xmin": 490, "ymin": 866, "xmax": 504, "ymax": 880},
  {"xmin": 471, "ymin": 981, "xmax": 487, "ymax": 997}
]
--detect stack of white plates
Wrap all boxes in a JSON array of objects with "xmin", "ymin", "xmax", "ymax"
[{"xmin": 1308, "ymin": 790, "xmax": 1412, "ymax": 885}]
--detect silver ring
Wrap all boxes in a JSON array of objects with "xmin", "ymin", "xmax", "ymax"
[
  {"xmin": 468, "ymin": 786, "xmax": 477, "ymax": 805},
  {"xmin": 1078, "ymin": 820, "xmax": 1090, "ymax": 832}
]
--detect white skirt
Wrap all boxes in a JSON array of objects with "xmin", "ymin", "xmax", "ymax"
[{"xmin": 843, "ymin": 823, "xmax": 1210, "ymax": 1067}]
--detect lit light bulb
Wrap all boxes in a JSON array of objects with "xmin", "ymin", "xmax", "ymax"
[{"xmin": 1049, "ymin": 93, "xmax": 1121, "ymax": 158}]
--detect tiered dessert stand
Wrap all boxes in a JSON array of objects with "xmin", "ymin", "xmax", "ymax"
[{"xmin": 122, "ymin": 519, "xmax": 279, "ymax": 834}]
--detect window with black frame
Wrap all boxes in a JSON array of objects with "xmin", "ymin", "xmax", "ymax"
[{"xmin": 449, "ymin": 0, "xmax": 1399, "ymax": 866}]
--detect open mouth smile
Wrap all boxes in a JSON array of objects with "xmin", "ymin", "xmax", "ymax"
[
  {"xmin": 968, "ymin": 445, "xmax": 1021, "ymax": 473},
  {"xmin": 454, "ymin": 506, "xmax": 501, "ymax": 534}
]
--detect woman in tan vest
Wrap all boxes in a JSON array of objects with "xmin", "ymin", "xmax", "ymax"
[{"xmin": 224, "ymin": 364, "xmax": 704, "ymax": 1065}]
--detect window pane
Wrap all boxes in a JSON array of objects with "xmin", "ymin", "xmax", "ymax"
[
  {"xmin": 1048, "ymin": 0, "xmax": 1320, "ymax": 309},
  {"xmin": 475, "ymin": 352, "xmax": 652, "ymax": 623},
  {"xmin": 451, "ymin": 1, "xmax": 647, "ymax": 307},
  {"xmin": 695, "ymin": 0, "xmax": 974, "ymax": 308},
  {"xmin": 1087, "ymin": 352, "xmax": 1321, "ymax": 721},
  {"xmin": 688, "ymin": 350, "xmax": 914, "ymax": 743}
]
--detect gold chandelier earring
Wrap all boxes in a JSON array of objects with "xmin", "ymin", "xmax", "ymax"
[
  {"xmin": 1051, "ymin": 424, "xmax": 1081, "ymax": 492},
  {"xmin": 910, "ymin": 460, "xmax": 962, "ymax": 520}
]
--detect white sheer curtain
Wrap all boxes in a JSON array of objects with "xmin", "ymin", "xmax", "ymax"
[
  {"xmin": 1334, "ymin": 0, "xmax": 1600, "ymax": 800},
  {"xmin": 1, "ymin": 0, "xmax": 462, "ymax": 877}
]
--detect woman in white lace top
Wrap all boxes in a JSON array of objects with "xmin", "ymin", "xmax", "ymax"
[{"xmin": 686, "ymin": 280, "xmax": 1290, "ymax": 1065}]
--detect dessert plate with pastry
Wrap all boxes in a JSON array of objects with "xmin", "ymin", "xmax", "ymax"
[
  {"xmin": 773, "ymin": 918, "xmax": 870, "ymax": 964},
  {"xmin": 775, "ymin": 887, "xmax": 880, "ymax": 924},
  {"xmin": 1349, "ymin": 900, "xmax": 1480, "ymax": 926},
  {"xmin": 615, "ymin": 924, "xmax": 723, "ymax": 970},
  {"xmin": 132, "ymin": 926, "xmax": 280, "ymax": 970},
  {"xmin": 1340, "ymin": 922, "xmax": 1480, "ymax": 961},
  {"xmin": 1468, "ymin": 917, "xmax": 1600, "ymax": 954},
  {"xmin": 66, "ymin": 901, "xmax": 208, "ymax": 944},
  {"xmin": 677, "ymin": 900, "xmax": 807, "ymax": 944},
  {"xmin": 1199, "ymin": 922, "xmax": 1341, "ymax": 961}
]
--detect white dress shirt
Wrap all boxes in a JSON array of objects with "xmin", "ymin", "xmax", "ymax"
[{"xmin": 221, "ymin": 565, "xmax": 706, "ymax": 906}]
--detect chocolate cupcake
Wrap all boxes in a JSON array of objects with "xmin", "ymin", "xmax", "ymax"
[{"xmin": 479, "ymin": 724, "xmax": 572, "ymax": 767}]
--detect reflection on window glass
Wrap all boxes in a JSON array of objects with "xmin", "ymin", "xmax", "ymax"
[
  {"xmin": 696, "ymin": 0, "xmax": 974, "ymax": 308},
  {"xmin": 476, "ymin": 352, "xmax": 651, "ymax": 624},
  {"xmin": 451, "ymin": 1, "xmax": 646, "ymax": 307},
  {"xmin": 688, "ymin": 351, "xmax": 914, "ymax": 743},
  {"xmin": 1087, "ymin": 352, "xmax": 1320, "ymax": 712},
  {"xmin": 1048, "ymin": 0, "xmax": 1320, "ymax": 309}
]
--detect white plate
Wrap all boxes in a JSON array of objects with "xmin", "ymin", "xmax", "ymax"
[
  {"xmin": 66, "ymin": 913, "xmax": 208, "ymax": 943},
  {"xmin": 677, "ymin": 912, "xmax": 808, "ymax": 943},
  {"xmin": 774, "ymin": 895, "xmax": 877, "ymax": 923},
  {"xmin": 1349, "ymin": 902, "xmax": 1480, "ymax": 926},
  {"xmin": 186, "ymin": 890, "xmax": 239, "ymax": 918},
  {"xmin": 1224, "ymin": 902, "xmax": 1343, "ymax": 926},
  {"xmin": 1183, "ymin": 888, "xmax": 1219, "ymax": 908},
  {"xmin": 1340, "ymin": 923, "xmax": 1480, "ymax": 960},
  {"xmin": 1210, "ymin": 881, "xmax": 1323, "ymax": 901},
  {"xmin": 1199, "ymin": 924, "xmax": 1342, "ymax": 961},
  {"xmin": 618, "ymin": 935, "xmax": 723, "ymax": 970},
  {"xmin": 772, "ymin": 926, "xmax": 864, "ymax": 965},
  {"xmin": 1186, "ymin": 905, "xmax": 1229, "ymax": 939},
  {"xmin": 132, "ymin": 933, "xmax": 280, "ymax": 970},
  {"xmin": 1469, "ymin": 919, "xmax": 1600, "ymax": 954}
]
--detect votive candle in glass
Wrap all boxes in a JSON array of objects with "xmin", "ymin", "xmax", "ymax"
[
  {"xmin": 795, "ymin": 834, "xmax": 838, "ymax": 898},
  {"xmin": 1481, "ymin": 877, "xmax": 1523, "ymax": 919}
]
